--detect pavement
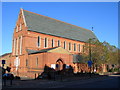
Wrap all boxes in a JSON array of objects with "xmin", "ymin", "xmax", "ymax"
[{"xmin": 2, "ymin": 74, "xmax": 111, "ymax": 88}]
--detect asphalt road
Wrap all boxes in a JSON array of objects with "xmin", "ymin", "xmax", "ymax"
[
  {"xmin": 2, "ymin": 74, "xmax": 120, "ymax": 88},
  {"xmin": 62, "ymin": 76, "xmax": 120, "ymax": 88}
]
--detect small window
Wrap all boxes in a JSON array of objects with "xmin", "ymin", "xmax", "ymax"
[
  {"xmin": 38, "ymin": 36, "xmax": 40, "ymax": 47},
  {"xmin": 64, "ymin": 41, "xmax": 66, "ymax": 49},
  {"xmin": 58, "ymin": 40, "xmax": 60, "ymax": 47},
  {"xmin": 44, "ymin": 38, "xmax": 48, "ymax": 48},
  {"xmin": 69, "ymin": 42, "xmax": 71, "ymax": 50},
  {"xmin": 74, "ymin": 43, "xmax": 76, "ymax": 51},
  {"xmin": 52, "ymin": 39, "xmax": 54, "ymax": 47}
]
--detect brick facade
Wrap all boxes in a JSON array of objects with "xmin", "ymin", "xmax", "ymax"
[{"xmin": 9, "ymin": 9, "xmax": 97, "ymax": 78}]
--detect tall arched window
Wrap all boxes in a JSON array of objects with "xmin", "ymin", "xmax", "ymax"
[
  {"xmin": 83, "ymin": 45, "xmax": 85, "ymax": 53},
  {"xmin": 52, "ymin": 39, "xmax": 54, "ymax": 47},
  {"xmin": 69, "ymin": 42, "xmax": 71, "ymax": 50},
  {"xmin": 13, "ymin": 38, "xmax": 16, "ymax": 55},
  {"xmin": 74, "ymin": 43, "xmax": 76, "ymax": 51},
  {"xmin": 58, "ymin": 40, "xmax": 60, "ymax": 47},
  {"xmin": 20, "ymin": 36, "xmax": 22, "ymax": 55},
  {"xmin": 44, "ymin": 38, "xmax": 48, "ymax": 48},
  {"xmin": 37, "ymin": 36, "xmax": 40, "ymax": 47},
  {"xmin": 16, "ymin": 37, "xmax": 19, "ymax": 55},
  {"xmin": 64, "ymin": 41, "xmax": 66, "ymax": 49},
  {"xmin": 78, "ymin": 44, "xmax": 80, "ymax": 52}
]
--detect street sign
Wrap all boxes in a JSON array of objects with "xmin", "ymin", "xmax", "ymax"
[
  {"xmin": 2, "ymin": 60, "xmax": 5, "ymax": 64},
  {"xmin": 87, "ymin": 60, "xmax": 92, "ymax": 67}
]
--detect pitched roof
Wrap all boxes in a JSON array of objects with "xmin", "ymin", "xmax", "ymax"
[
  {"xmin": 23, "ymin": 9, "xmax": 97, "ymax": 42},
  {"xmin": 27, "ymin": 47, "xmax": 71, "ymax": 55},
  {"xmin": 0, "ymin": 53, "xmax": 12, "ymax": 58},
  {"xmin": 27, "ymin": 47, "xmax": 58, "ymax": 54}
]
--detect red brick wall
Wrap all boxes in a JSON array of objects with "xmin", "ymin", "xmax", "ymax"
[{"xmin": 10, "ymin": 9, "xmax": 88, "ymax": 78}]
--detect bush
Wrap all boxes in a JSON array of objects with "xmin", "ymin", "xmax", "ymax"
[
  {"xmin": 108, "ymin": 68, "xmax": 119, "ymax": 72},
  {"xmin": 113, "ymin": 68, "xmax": 119, "ymax": 72}
]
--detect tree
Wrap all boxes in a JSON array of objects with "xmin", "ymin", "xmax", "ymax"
[{"xmin": 82, "ymin": 39, "xmax": 119, "ymax": 72}]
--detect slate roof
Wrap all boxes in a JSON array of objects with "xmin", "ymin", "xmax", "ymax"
[
  {"xmin": 23, "ymin": 9, "xmax": 97, "ymax": 42},
  {"xmin": 27, "ymin": 47, "xmax": 71, "ymax": 55},
  {"xmin": 27, "ymin": 47, "xmax": 58, "ymax": 54}
]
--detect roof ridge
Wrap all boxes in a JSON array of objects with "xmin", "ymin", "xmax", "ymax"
[{"xmin": 23, "ymin": 9, "xmax": 92, "ymax": 32}]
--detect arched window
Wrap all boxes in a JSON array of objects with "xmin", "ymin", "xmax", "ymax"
[
  {"xmin": 58, "ymin": 40, "xmax": 60, "ymax": 47},
  {"xmin": 37, "ymin": 36, "xmax": 40, "ymax": 47},
  {"xmin": 16, "ymin": 38, "xmax": 19, "ymax": 55},
  {"xmin": 74, "ymin": 43, "xmax": 76, "ymax": 51},
  {"xmin": 83, "ymin": 45, "xmax": 85, "ymax": 53},
  {"xmin": 13, "ymin": 38, "xmax": 16, "ymax": 55},
  {"xmin": 69, "ymin": 42, "xmax": 71, "ymax": 50},
  {"xmin": 44, "ymin": 38, "xmax": 48, "ymax": 48},
  {"xmin": 64, "ymin": 41, "xmax": 66, "ymax": 49},
  {"xmin": 19, "ymin": 36, "xmax": 22, "ymax": 55},
  {"xmin": 52, "ymin": 39, "xmax": 54, "ymax": 47},
  {"xmin": 78, "ymin": 44, "xmax": 80, "ymax": 52}
]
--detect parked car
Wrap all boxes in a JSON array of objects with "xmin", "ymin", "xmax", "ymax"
[{"xmin": 3, "ymin": 73, "xmax": 14, "ymax": 80}]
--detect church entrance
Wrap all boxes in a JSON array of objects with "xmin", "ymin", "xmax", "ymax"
[{"xmin": 56, "ymin": 59, "xmax": 64, "ymax": 71}]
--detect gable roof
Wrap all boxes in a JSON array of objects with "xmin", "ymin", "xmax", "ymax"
[
  {"xmin": 27, "ymin": 47, "xmax": 71, "ymax": 55},
  {"xmin": 0, "ymin": 53, "xmax": 12, "ymax": 58},
  {"xmin": 23, "ymin": 9, "xmax": 97, "ymax": 42}
]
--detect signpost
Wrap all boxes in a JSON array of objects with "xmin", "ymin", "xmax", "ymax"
[
  {"xmin": 2, "ymin": 60, "xmax": 6, "ymax": 86},
  {"xmin": 2, "ymin": 60, "xmax": 5, "ymax": 64},
  {"xmin": 87, "ymin": 60, "xmax": 92, "ymax": 77},
  {"xmin": 87, "ymin": 60, "xmax": 92, "ymax": 68}
]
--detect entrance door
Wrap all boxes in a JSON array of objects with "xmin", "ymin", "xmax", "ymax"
[{"xmin": 56, "ymin": 59, "xmax": 63, "ymax": 71}]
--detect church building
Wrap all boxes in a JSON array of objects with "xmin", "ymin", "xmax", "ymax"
[{"xmin": 10, "ymin": 9, "xmax": 97, "ymax": 78}]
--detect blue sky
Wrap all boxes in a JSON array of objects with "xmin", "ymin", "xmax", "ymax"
[{"xmin": 1, "ymin": 2, "xmax": 118, "ymax": 55}]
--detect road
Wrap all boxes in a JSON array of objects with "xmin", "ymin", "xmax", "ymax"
[
  {"xmin": 2, "ymin": 74, "xmax": 120, "ymax": 88},
  {"xmin": 61, "ymin": 76, "xmax": 120, "ymax": 88}
]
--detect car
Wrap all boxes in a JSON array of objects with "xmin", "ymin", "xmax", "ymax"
[{"xmin": 2, "ymin": 73, "xmax": 14, "ymax": 80}]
